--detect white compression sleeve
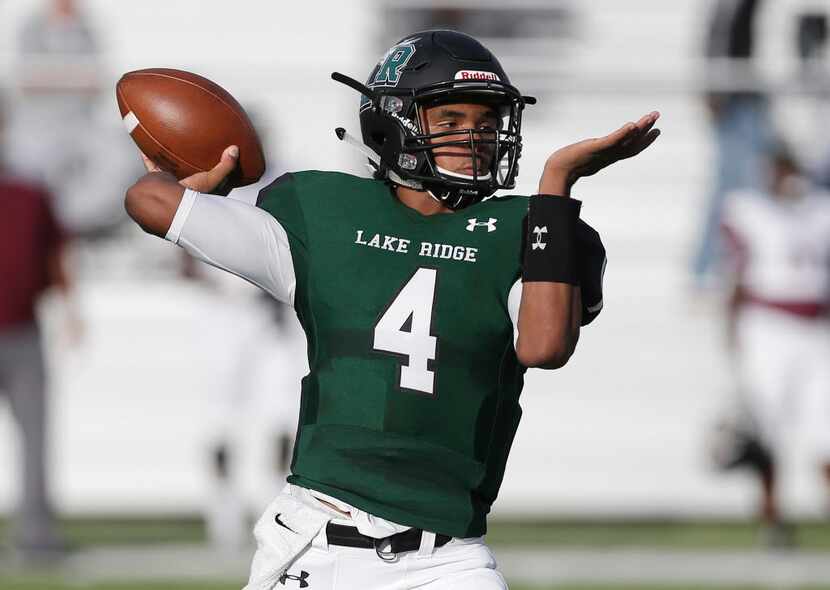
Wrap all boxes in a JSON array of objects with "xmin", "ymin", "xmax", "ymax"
[
  {"xmin": 165, "ymin": 189, "xmax": 297, "ymax": 306},
  {"xmin": 507, "ymin": 278, "xmax": 522, "ymax": 349}
]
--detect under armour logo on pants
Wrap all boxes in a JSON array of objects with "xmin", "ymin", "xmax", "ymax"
[{"xmin": 279, "ymin": 570, "xmax": 310, "ymax": 587}]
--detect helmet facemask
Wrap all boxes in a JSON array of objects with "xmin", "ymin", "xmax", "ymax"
[
  {"xmin": 363, "ymin": 82, "xmax": 530, "ymax": 209},
  {"xmin": 410, "ymin": 91, "xmax": 525, "ymax": 209}
]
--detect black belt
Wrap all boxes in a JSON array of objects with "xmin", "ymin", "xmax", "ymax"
[{"xmin": 325, "ymin": 522, "xmax": 451, "ymax": 557}]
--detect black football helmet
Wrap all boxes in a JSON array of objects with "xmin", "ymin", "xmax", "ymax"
[{"xmin": 332, "ymin": 30, "xmax": 536, "ymax": 210}]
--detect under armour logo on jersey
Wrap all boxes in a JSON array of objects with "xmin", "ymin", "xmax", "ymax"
[
  {"xmin": 466, "ymin": 217, "xmax": 497, "ymax": 232},
  {"xmin": 279, "ymin": 570, "xmax": 310, "ymax": 588},
  {"xmin": 532, "ymin": 226, "xmax": 548, "ymax": 250}
]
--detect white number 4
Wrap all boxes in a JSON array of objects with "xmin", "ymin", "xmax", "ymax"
[{"xmin": 372, "ymin": 268, "xmax": 438, "ymax": 395}]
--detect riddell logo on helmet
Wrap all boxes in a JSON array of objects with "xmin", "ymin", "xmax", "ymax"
[
  {"xmin": 390, "ymin": 111, "xmax": 419, "ymax": 133},
  {"xmin": 455, "ymin": 70, "xmax": 501, "ymax": 81}
]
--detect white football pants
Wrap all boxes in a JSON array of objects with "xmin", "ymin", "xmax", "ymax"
[
  {"xmin": 274, "ymin": 530, "xmax": 508, "ymax": 590},
  {"xmin": 244, "ymin": 485, "xmax": 507, "ymax": 590},
  {"xmin": 736, "ymin": 305, "xmax": 830, "ymax": 459}
]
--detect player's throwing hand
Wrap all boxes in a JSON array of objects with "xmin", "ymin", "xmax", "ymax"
[{"xmin": 140, "ymin": 145, "xmax": 239, "ymax": 193}]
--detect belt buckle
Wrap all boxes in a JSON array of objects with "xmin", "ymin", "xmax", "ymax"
[{"xmin": 373, "ymin": 536, "xmax": 398, "ymax": 561}]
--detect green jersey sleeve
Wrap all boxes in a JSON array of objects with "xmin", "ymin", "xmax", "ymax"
[
  {"xmin": 576, "ymin": 219, "xmax": 606, "ymax": 325},
  {"xmin": 256, "ymin": 172, "xmax": 311, "ymax": 311},
  {"xmin": 256, "ymin": 172, "xmax": 310, "ymax": 252}
]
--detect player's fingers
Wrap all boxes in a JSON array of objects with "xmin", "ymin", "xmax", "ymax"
[
  {"xmin": 632, "ymin": 113, "xmax": 659, "ymax": 138},
  {"xmin": 638, "ymin": 128, "xmax": 661, "ymax": 151},
  {"xmin": 140, "ymin": 152, "xmax": 161, "ymax": 173},
  {"xmin": 621, "ymin": 121, "xmax": 655, "ymax": 148},
  {"xmin": 205, "ymin": 145, "xmax": 239, "ymax": 187},
  {"xmin": 594, "ymin": 122, "xmax": 637, "ymax": 150},
  {"xmin": 634, "ymin": 111, "xmax": 660, "ymax": 131},
  {"xmin": 624, "ymin": 128, "xmax": 661, "ymax": 158},
  {"xmin": 621, "ymin": 112, "xmax": 660, "ymax": 146}
]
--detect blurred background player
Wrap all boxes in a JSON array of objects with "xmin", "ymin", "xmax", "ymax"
[
  {"xmin": 693, "ymin": 0, "xmax": 773, "ymax": 289},
  {"xmin": 192, "ymin": 268, "xmax": 306, "ymax": 553},
  {"xmin": 7, "ymin": 0, "xmax": 135, "ymax": 236},
  {"xmin": 202, "ymin": 296, "xmax": 306, "ymax": 552},
  {"xmin": 0, "ymin": 94, "xmax": 77, "ymax": 560},
  {"xmin": 721, "ymin": 144, "xmax": 830, "ymax": 544},
  {"xmin": 9, "ymin": 0, "xmax": 100, "ymax": 187}
]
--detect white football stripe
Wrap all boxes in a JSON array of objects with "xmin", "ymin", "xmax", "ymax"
[{"xmin": 123, "ymin": 111, "xmax": 139, "ymax": 134}]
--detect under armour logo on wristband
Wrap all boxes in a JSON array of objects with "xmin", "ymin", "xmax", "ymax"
[
  {"xmin": 279, "ymin": 570, "xmax": 310, "ymax": 587},
  {"xmin": 531, "ymin": 226, "xmax": 548, "ymax": 250},
  {"xmin": 466, "ymin": 217, "xmax": 497, "ymax": 232}
]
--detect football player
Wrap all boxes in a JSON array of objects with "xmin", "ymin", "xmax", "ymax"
[
  {"xmin": 125, "ymin": 31, "xmax": 659, "ymax": 590},
  {"xmin": 721, "ymin": 144, "xmax": 830, "ymax": 546}
]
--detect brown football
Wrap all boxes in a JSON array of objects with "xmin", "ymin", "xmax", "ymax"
[{"xmin": 116, "ymin": 68, "xmax": 265, "ymax": 188}]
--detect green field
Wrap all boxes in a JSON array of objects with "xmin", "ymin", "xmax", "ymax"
[
  {"xmin": 3, "ymin": 516, "xmax": 830, "ymax": 550},
  {"xmin": 0, "ymin": 517, "xmax": 206, "ymax": 548},
  {"xmin": 1, "ymin": 582, "xmax": 830, "ymax": 590},
  {"xmin": 2, "ymin": 517, "xmax": 830, "ymax": 590},
  {"xmin": 486, "ymin": 519, "xmax": 830, "ymax": 549}
]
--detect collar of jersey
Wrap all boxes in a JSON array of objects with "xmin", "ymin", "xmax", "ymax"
[{"xmin": 386, "ymin": 184, "xmax": 492, "ymax": 224}]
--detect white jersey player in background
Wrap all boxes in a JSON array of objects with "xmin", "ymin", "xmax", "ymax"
[{"xmin": 721, "ymin": 144, "xmax": 830, "ymax": 542}]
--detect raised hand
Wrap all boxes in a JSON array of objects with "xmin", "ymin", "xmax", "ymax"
[{"xmin": 539, "ymin": 112, "xmax": 660, "ymax": 196}]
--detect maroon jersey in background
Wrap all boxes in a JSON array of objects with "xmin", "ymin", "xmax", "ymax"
[{"xmin": 0, "ymin": 175, "xmax": 65, "ymax": 330}]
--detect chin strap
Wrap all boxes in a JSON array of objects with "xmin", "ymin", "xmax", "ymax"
[{"xmin": 435, "ymin": 166, "xmax": 492, "ymax": 182}]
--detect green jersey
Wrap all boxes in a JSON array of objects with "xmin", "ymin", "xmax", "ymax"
[{"xmin": 256, "ymin": 170, "xmax": 603, "ymax": 537}]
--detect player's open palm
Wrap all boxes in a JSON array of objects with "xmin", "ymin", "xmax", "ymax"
[{"xmin": 545, "ymin": 111, "xmax": 660, "ymax": 189}]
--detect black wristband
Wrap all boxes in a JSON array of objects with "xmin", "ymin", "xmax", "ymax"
[{"xmin": 522, "ymin": 195, "xmax": 582, "ymax": 284}]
